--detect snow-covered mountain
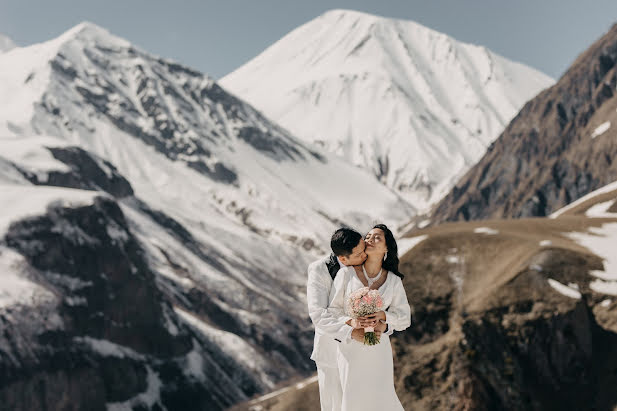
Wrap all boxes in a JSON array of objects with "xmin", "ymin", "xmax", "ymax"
[
  {"xmin": 221, "ymin": 9, "xmax": 554, "ymax": 210},
  {"xmin": 0, "ymin": 22, "xmax": 414, "ymax": 409},
  {"xmin": 0, "ymin": 33, "xmax": 15, "ymax": 53}
]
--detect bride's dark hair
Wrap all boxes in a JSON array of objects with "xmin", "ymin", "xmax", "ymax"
[{"xmin": 373, "ymin": 224, "xmax": 404, "ymax": 279}]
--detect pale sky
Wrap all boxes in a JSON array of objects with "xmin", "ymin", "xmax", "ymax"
[{"xmin": 1, "ymin": 0, "xmax": 616, "ymax": 79}]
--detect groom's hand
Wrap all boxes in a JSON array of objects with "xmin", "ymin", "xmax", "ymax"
[
  {"xmin": 351, "ymin": 328, "xmax": 365, "ymax": 342},
  {"xmin": 362, "ymin": 311, "xmax": 387, "ymax": 323},
  {"xmin": 347, "ymin": 318, "xmax": 364, "ymax": 329},
  {"xmin": 357, "ymin": 316, "xmax": 378, "ymax": 328}
]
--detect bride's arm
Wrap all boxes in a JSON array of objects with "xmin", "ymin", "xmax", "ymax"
[{"xmin": 383, "ymin": 276, "xmax": 412, "ymax": 331}]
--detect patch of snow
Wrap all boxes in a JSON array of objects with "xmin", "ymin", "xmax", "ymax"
[
  {"xmin": 418, "ymin": 219, "xmax": 431, "ymax": 229},
  {"xmin": 591, "ymin": 121, "xmax": 611, "ymax": 138},
  {"xmin": 106, "ymin": 221, "xmax": 129, "ymax": 244},
  {"xmin": 184, "ymin": 343, "xmax": 206, "ymax": 381},
  {"xmin": 397, "ymin": 235, "xmax": 428, "ymax": 256},
  {"xmin": 547, "ymin": 278, "xmax": 582, "ymax": 299},
  {"xmin": 446, "ymin": 255, "xmax": 460, "ymax": 264},
  {"xmin": 600, "ymin": 298, "xmax": 612, "ymax": 307},
  {"xmin": 50, "ymin": 214, "xmax": 100, "ymax": 246},
  {"xmin": 64, "ymin": 296, "xmax": 87, "ymax": 306},
  {"xmin": 539, "ymin": 240, "xmax": 552, "ymax": 246},
  {"xmin": 295, "ymin": 375, "xmax": 318, "ymax": 390},
  {"xmin": 106, "ymin": 366, "xmax": 163, "ymax": 411},
  {"xmin": 162, "ymin": 306, "xmax": 179, "ymax": 336},
  {"xmin": 585, "ymin": 200, "xmax": 617, "ymax": 218},
  {"xmin": 568, "ymin": 223, "xmax": 617, "ymax": 281},
  {"xmin": 0, "ymin": 246, "xmax": 57, "ymax": 308},
  {"xmin": 590, "ymin": 279, "xmax": 617, "ymax": 296},
  {"xmin": 45, "ymin": 271, "xmax": 93, "ymax": 291},
  {"xmin": 174, "ymin": 307, "xmax": 277, "ymax": 387},
  {"xmin": 0, "ymin": 156, "xmax": 30, "ymax": 184},
  {"xmin": 74, "ymin": 336, "xmax": 142, "ymax": 359},
  {"xmin": 249, "ymin": 385, "xmax": 294, "ymax": 404},
  {"xmin": 550, "ymin": 180, "xmax": 617, "ymax": 218},
  {"xmin": 0, "ymin": 135, "xmax": 72, "ymax": 182},
  {"xmin": 474, "ymin": 227, "xmax": 499, "ymax": 235}
]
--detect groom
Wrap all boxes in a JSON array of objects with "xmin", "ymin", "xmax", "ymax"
[{"xmin": 307, "ymin": 227, "xmax": 387, "ymax": 411}]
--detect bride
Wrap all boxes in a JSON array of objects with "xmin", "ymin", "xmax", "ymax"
[{"xmin": 328, "ymin": 224, "xmax": 411, "ymax": 411}]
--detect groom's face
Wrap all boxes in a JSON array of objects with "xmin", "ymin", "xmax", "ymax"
[{"xmin": 339, "ymin": 239, "xmax": 367, "ymax": 266}]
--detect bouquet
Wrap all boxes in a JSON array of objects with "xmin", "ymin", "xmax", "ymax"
[{"xmin": 346, "ymin": 287, "xmax": 384, "ymax": 345}]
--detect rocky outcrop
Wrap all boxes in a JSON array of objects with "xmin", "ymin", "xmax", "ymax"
[
  {"xmin": 430, "ymin": 23, "xmax": 617, "ymax": 223},
  {"xmin": 0, "ymin": 197, "xmax": 246, "ymax": 410},
  {"xmin": 14, "ymin": 145, "xmax": 133, "ymax": 197}
]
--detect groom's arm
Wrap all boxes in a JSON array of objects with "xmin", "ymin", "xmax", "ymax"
[{"xmin": 307, "ymin": 262, "xmax": 354, "ymax": 343}]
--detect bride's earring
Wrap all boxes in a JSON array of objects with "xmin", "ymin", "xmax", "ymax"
[{"xmin": 383, "ymin": 251, "xmax": 387, "ymax": 261}]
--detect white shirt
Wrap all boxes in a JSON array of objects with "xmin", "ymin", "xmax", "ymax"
[{"xmin": 307, "ymin": 256, "xmax": 354, "ymax": 367}]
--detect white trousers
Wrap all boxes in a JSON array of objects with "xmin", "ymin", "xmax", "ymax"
[{"xmin": 317, "ymin": 365, "xmax": 343, "ymax": 411}]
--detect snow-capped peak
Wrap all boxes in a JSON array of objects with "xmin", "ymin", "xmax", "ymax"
[
  {"xmin": 55, "ymin": 21, "xmax": 132, "ymax": 49},
  {"xmin": 221, "ymin": 9, "xmax": 554, "ymax": 211},
  {"xmin": 0, "ymin": 34, "xmax": 16, "ymax": 53}
]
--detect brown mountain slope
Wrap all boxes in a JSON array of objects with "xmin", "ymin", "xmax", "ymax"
[
  {"xmin": 430, "ymin": 23, "xmax": 617, "ymax": 224},
  {"xmin": 230, "ymin": 187, "xmax": 617, "ymax": 410}
]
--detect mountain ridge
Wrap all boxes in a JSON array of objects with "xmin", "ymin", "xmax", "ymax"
[{"xmin": 221, "ymin": 9, "xmax": 554, "ymax": 210}]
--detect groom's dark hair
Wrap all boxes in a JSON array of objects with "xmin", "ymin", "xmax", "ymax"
[{"xmin": 330, "ymin": 227, "xmax": 362, "ymax": 257}]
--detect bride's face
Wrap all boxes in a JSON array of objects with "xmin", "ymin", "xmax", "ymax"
[{"xmin": 365, "ymin": 228, "xmax": 387, "ymax": 257}]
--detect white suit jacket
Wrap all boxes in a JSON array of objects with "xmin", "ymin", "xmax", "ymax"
[{"xmin": 307, "ymin": 256, "xmax": 353, "ymax": 368}]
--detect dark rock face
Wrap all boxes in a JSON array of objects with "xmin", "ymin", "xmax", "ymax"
[
  {"xmin": 236, "ymin": 126, "xmax": 303, "ymax": 160},
  {"xmin": 4, "ymin": 197, "xmax": 186, "ymax": 357},
  {"xmin": 457, "ymin": 302, "xmax": 617, "ymax": 411},
  {"xmin": 431, "ymin": 24, "xmax": 617, "ymax": 224},
  {"xmin": 13, "ymin": 146, "xmax": 133, "ymax": 198},
  {"xmin": 0, "ymin": 197, "xmax": 246, "ymax": 410}
]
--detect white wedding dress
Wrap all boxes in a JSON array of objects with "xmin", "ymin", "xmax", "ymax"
[{"xmin": 328, "ymin": 265, "xmax": 411, "ymax": 411}]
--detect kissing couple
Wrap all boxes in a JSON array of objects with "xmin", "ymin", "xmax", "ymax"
[{"xmin": 307, "ymin": 224, "xmax": 412, "ymax": 411}]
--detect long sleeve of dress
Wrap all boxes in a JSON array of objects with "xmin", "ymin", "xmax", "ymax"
[
  {"xmin": 307, "ymin": 260, "xmax": 353, "ymax": 343},
  {"xmin": 384, "ymin": 276, "xmax": 412, "ymax": 331}
]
